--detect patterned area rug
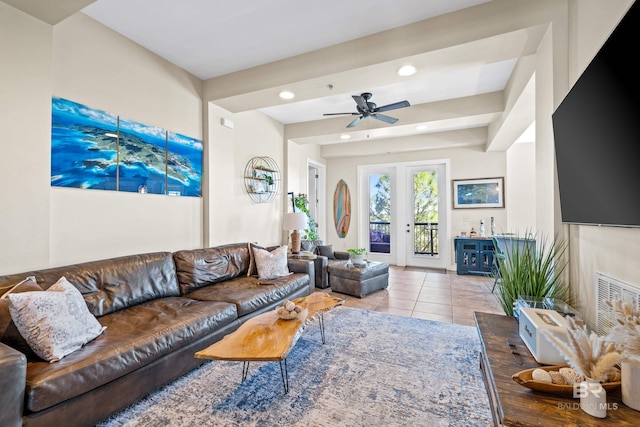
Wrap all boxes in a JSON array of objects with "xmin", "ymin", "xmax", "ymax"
[{"xmin": 98, "ymin": 307, "xmax": 492, "ymax": 427}]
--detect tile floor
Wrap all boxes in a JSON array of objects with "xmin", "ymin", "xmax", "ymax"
[{"xmin": 328, "ymin": 265, "xmax": 506, "ymax": 327}]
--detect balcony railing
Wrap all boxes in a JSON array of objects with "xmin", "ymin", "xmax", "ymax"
[{"xmin": 369, "ymin": 221, "xmax": 439, "ymax": 255}]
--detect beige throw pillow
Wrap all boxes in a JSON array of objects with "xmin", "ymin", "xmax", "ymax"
[
  {"xmin": 252, "ymin": 245, "xmax": 292, "ymax": 280},
  {"xmin": 8, "ymin": 276, "xmax": 106, "ymax": 363}
]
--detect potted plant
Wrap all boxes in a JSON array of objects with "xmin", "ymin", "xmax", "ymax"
[
  {"xmin": 262, "ymin": 174, "xmax": 274, "ymax": 192},
  {"xmin": 493, "ymin": 232, "xmax": 573, "ymax": 316},
  {"xmin": 347, "ymin": 248, "xmax": 367, "ymax": 266},
  {"xmin": 293, "ymin": 194, "xmax": 321, "ymax": 252}
]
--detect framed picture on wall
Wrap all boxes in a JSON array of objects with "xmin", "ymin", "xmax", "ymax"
[
  {"xmin": 287, "ymin": 192, "xmax": 296, "ymax": 213},
  {"xmin": 452, "ymin": 177, "xmax": 504, "ymax": 209}
]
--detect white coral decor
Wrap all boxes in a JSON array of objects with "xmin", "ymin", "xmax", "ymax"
[
  {"xmin": 541, "ymin": 316, "xmax": 621, "ymax": 382},
  {"xmin": 605, "ymin": 299, "xmax": 640, "ymax": 362}
]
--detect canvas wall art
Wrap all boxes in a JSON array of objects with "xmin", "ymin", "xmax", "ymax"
[
  {"xmin": 452, "ymin": 177, "xmax": 504, "ymax": 209},
  {"xmin": 51, "ymin": 97, "xmax": 202, "ymax": 197}
]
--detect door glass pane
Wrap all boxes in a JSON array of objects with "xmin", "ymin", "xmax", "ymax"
[
  {"xmin": 369, "ymin": 173, "xmax": 391, "ymax": 253},
  {"xmin": 413, "ymin": 170, "xmax": 438, "ymax": 255}
]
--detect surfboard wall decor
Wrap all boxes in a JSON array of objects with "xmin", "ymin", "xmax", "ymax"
[{"xmin": 333, "ymin": 179, "xmax": 351, "ymax": 238}]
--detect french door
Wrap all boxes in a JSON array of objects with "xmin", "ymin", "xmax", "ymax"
[{"xmin": 361, "ymin": 161, "xmax": 448, "ymax": 268}]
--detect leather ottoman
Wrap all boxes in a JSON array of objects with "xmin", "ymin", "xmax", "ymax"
[{"xmin": 328, "ymin": 260, "xmax": 389, "ymax": 298}]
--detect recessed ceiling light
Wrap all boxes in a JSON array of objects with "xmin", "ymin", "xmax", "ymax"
[
  {"xmin": 415, "ymin": 125, "xmax": 428, "ymax": 130},
  {"xmin": 278, "ymin": 91, "xmax": 295, "ymax": 100},
  {"xmin": 340, "ymin": 134, "xmax": 351, "ymax": 140},
  {"xmin": 397, "ymin": 65, "xmax": 417, "ymax": 77}
]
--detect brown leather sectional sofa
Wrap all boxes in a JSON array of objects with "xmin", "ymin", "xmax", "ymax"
[{"xmin": 0, "ymin": 242, "xmax": 314, "ymax": 427}]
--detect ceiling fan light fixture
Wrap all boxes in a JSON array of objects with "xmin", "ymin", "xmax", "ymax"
[
  {"xmin": 278, "ymin": 90, "xmax": 295, "ymax": 100},
  {"xmin": 397, "ymin": 65, "xmax": 417, "ymax": 77}
]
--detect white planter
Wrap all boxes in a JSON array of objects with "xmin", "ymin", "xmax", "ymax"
[
  {"xmin": 622, "ymin": 359, "xmax": 640, "ymax": 411},
  {"xmin": 579, "ymin": 378, "xmax": 607, "ymax": 418},
  {"xmin": 350, "ymin": 254, "xmax": 366, "ymax": 266}
]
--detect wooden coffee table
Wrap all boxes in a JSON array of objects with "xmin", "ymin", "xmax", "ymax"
[{"xmin": 195, "ymin": 292, "xmax": 344, "ymax": 393}]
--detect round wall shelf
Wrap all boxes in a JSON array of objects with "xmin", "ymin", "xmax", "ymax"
[{"xmin": 244, "ymin": 156, "xmax": 280, "ymax": 203}]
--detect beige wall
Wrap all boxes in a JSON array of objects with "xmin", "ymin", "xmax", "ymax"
[
  {"xmin": 0, "ymin": 7, "xmax": 206, "ymax": 273},
  {"xmin": 2, "ymin": 0, "xmax": 639, "ymax": 319},
  {"xmin": 206, "ymin": 107, "xmax": 285, "ymax": 247},
  {"xmin": 565, "ymin": 0, "xmax": 639, "ymax": 329},
  {"xmin": 0, "ymin": 3, "xmax": 52, "ymax": 273},
  {"xmin": 323, "ymin": 144, "xmax": 507, "ymax": 268},
  {"xmin": 506, "ymin": 142, "xmax": 536, "ymax": 232},
  {"xmin": 49, "ymin": 14, "xmax": 204, "ymax": 265}
]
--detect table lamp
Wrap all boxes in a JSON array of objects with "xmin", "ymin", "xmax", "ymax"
[{"xmin": 283, "ymin": 212, "xmax": 307, "ymax": 254}]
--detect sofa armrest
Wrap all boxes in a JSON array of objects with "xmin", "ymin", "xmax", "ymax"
[
  {"xmin": 287, "ymin": 259, "xmax": 315, "ymax": 294},
  {"xmin": 334, "ymin": 251, "xmax": 350, "ymax": 260},
  {"xmin": 0, "ymin": 342, "xmax": 26, "ymax": 427}
]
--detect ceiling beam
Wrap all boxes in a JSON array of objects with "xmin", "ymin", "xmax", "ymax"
[{"xmin": 2, "ymin": 0, "xmax": 96, "ymax": 24}]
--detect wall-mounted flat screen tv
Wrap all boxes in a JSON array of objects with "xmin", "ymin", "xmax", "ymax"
[{"xmin": 552, "ymin": 2, "xmax": 640, "ymax": 227}]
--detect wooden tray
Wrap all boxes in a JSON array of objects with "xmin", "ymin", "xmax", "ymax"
[{"xmin": 512, "ymin": 365, "xmax": 621, "ymax": 396}]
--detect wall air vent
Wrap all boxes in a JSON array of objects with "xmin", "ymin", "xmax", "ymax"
[{"xmin": 595, "ymin": 272, "xmax": 640, "ymax": 336}]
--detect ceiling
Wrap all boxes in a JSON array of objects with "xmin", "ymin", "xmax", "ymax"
[{"xmin": 7, "ymin": 0, "xmax": 537, "ymax": 149}]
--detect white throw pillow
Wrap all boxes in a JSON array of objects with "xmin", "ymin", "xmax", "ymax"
[
  {"xmin": 252, "ymin": 245, "xmax": 292, "ymax": 280},
  {"xmin": 8, "ymin": 276, "xmax": 106, "ymax": 363}
]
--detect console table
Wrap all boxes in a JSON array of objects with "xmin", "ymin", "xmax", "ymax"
[{"xmin": 474, "ymin": 311, "xmax": 639, "ymax": 426}]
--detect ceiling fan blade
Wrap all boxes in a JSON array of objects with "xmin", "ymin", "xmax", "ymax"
[
  {"xmin": 372, "ymin": 113, "xmax": 398, "ymax": 124},
  {"xmin": 352, "ymin": 95, "xmax": 369, "ymax": 112},
  {"xmin": 374, "ymin": 100, "xmax": 410, "ymax": 113},
  {"xmin": 323, "ymin": 112, "xmax": 359, "ymax": 116},
  {"xmin": 347, "ymin": 116, "xmax": 363, "ymax": 128}
]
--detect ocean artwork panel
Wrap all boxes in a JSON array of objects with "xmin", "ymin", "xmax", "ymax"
[
  {"xmin": 116, "ymin": 116, "xmax": 168, "ymax": 195},
  {"xmin": 51, "ymin": 97, "xmax": 203, "ymax": 197},
  {"xmin": 51, "ymin": 97, "xmax": 119, "ymax": 191},
  {"xmin": 167, "ymin": 132, "xmax": 203, "ymax": 197}
]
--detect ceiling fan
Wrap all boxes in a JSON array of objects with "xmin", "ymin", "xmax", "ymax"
[{"xmin": 323, "ymin": 92, "xmax": 410, "ymax": 128}]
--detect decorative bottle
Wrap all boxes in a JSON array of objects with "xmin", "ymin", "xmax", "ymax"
[
  {"xmin": 490, "ymin": 217, "xmax": 495, "ymax": 236},
  {"xmin": 479, "ymin": 219, "xmax": 485, "ymax": 237}
]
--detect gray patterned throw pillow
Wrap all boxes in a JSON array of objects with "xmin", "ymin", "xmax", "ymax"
[
  {"xmin": 7, "ymin": 276, "xmax": 106, "ymax": 362},
  {"xmin": 252, "ymin": 245, "xmax": 292, "ymax": 280}
]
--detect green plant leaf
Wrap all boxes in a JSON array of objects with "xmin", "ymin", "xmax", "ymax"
[{"xmin": 493, "ymin": 231, "xmax": 573, "ymax": 316}]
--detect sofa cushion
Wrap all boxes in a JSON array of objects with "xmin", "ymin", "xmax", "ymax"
[
  {"xmin": 1, "ymin": 276, "xmax": 39, "ymax": 298},
  {"xmin": 185, "ymin": 274, "xmax": 308, "ymax": 317},
  {"xmin": 3, "ymin": 252, "xmax": 181, "ymax": 317},
  {"xmin": 0, "ymin": 277, "xmax": 42, "ymax": 359},
  {"xmin": 8, "ymin": 276, "xmax": 106, "ymax": 363},
  {"xmin": 174, "ymin": 243, "xmax": 251, "ymax": 294},
  {"xmin": 317, "ymin": 245, "xmax": 335, "ymax": 260},
  {"xmin": 22, "ymin": 297, "xmax": 237, "ymax": 413}
]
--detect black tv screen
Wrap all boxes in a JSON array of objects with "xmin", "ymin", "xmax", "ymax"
[{"xmin": 552, "ymin": 2, "xmax": 640, "ymax": 227}]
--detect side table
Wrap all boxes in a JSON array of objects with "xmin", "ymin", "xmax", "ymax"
[{"xmin": 474, "ymin": 311, "xmax": 638, "ymax": 426}]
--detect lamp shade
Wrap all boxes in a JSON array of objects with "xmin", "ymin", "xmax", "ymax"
[{"xmin": 283, "ymin": 212, "xmax": 307, "ymax": 230}]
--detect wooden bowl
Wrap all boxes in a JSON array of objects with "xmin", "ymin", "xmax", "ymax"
[{"xmin": 512, "ymin": 365, "xmax": 621, "ymax": 396}]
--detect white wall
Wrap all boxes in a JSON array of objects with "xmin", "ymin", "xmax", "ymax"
[{"xmin": 0, "ymin": 4, "xmax": 53, "ymax": 274}]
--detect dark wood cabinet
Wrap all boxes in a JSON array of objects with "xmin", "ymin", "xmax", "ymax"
[{"xmin": 455, "ymin": 237, "xmax": 495, "ymax": 275}]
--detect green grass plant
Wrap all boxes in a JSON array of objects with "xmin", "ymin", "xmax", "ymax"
[{"xmin": 493, "ymin": 232, "xmax": 573, "ymax": 316}]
